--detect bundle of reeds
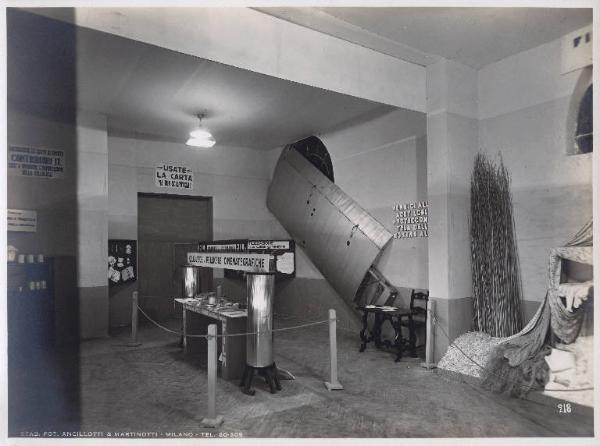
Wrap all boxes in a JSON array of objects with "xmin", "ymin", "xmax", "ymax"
[{"xmin": 470, "ymin": 153, "xmax": 523, "ymax": 337}]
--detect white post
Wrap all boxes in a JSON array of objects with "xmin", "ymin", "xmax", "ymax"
[
  {"xmin": 324, "ymin": 309, "xmax": 344, "ymax": 391},
  {"xmin": 201, "ymin": 324, "xmax": 223, "ymax": 427},
  {"xmin": 127, "ymin": 291, "xmax": 141, "ymax": 347},
  {"xmin": 421, "ymin": 299, "xmax": 437, "ymax": 369},
  {"xmin": 182, "ymin": 306, "xmax": 188, "ymax": 355}
]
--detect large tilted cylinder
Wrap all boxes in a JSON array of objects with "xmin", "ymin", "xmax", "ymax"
[
  {"xmin": 246, "ymin": 273, "xmax": 275, "ymax": 367},
  {"xmin": 267, "ymin": 146, "xmax": 392, "ymax": 306}
]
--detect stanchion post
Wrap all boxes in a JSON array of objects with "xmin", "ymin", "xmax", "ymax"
[
  {"xmin": 421, "ymin": 299, "xmax": 436, "ymax": 369},
  {"xmin": 324, "ymin": 309, "xmax": 344, "ymax": 391},
  {"xmin": 201, "ymin": 324, "xmax": 223, "ymax": 427},
  {"xmin": 127, "ymin": 291, "xmax": 142, "ymax": 347}
]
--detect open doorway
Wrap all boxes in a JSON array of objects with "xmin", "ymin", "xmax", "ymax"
[{"xmin": 137, "ymin": 193, "xmax": 213, "ymax": 322}]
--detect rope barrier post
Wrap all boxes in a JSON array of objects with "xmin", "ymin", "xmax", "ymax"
[
  {"xmin": 201, "ymin": 324, "xmax": 223, "ymax": 427},
  {"xmin": 127, "ymin": 291, "xmax": 142, "ymax": 347},
  {"xmin": 324, "ymin": 309, "xmax": 344, "ymax": 391},
  {"xmin": 421, "ymin": 300, "xmax": 436, "ymax": 369}
]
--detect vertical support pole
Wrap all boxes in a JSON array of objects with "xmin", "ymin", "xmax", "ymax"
[
  {"xmin": 324, "ymin": 309, "xmax": 343, "ymax": 391},
  {"xmin": 127, "ymin": 291, "xmax": 141, "ymax": 347},
  {"xmin": 421, "ymin": 300, "xmax": 437, "ymax": 369},
  {"xmin": 201, "ymin": 324, "xmax": 223, "ymax": 427},
  {"xmin": 182, "ymin": 306, "xmax": 188, "ymax": 355}
]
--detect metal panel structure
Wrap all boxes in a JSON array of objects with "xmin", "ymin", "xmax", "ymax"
[
  {"xmin": 267, "ymin": 147, "xmax": 393, "ymax": 305},
  {"xmin": 246, "ymin": 273, "xmax": 275, "ymax": 367}
]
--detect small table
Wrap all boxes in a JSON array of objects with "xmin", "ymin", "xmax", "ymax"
[
  {"xmin": 357, "ymin": 305, "xmax": 417, "ymax": 361},
  {"xmin": 175, "ymin": 298, "xmax": 247, "ymax": 380}
]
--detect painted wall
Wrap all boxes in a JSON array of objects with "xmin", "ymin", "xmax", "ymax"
[
  {"xmin": 478, "ymin": 37, "xmax": 593, "ymax": 321},
  {"xmin": 107, "ymin": 136, "xmax": 275, "ymax": 327},
  {"xmin": 7, "ymin": 109, "xmax": 109, "ymax": 340},
  {"xmin": 7, "ymin": 111, "xmax": 79, "ymax": 258},
  {"xmin": 323, "ymin": 108, "xmax": 428, "ymax": 305}
]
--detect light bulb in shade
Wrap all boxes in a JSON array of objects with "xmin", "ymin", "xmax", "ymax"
[{"xmin": 186, "ymin": 136, "xmax": 216, "ymax": 148}]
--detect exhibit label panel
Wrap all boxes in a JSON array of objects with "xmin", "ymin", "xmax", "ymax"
[
  {"xmin": 7, "ymin": 209, "xmax": 37, "ymax": 232},
  {"xmin": 393, "ymin": 200, "xmax": 429, "ymax": 238},
  {"xmin": 187, "ymin": 252, "xmax": 273, "ymax": 273},
  {"xmin": 8, "ymin": 146, "xmax": 65, "ymax": 179}
]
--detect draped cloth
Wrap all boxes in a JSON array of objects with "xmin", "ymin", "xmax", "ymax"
[{"xmin": 481, "ymin": 219, "xmax": 593, "ymax": 396}]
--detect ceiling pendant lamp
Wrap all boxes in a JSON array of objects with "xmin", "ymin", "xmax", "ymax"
[{"xmin": 186, "ymin": 113, "xmax": 216, "ymax": 148}]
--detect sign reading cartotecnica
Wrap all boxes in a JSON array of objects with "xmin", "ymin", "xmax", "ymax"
[
  {"xmin": 187, "ymin": 252, "xmax": 273, "ymax": 273},
  {"xmin": 8, "ymin": 146, "xmax": 65, "ymax": 179},
  {"xmin": 155, "ymin": 164, "xmax": 193, "ymax": 190},
  {"xmin": 7, "ymin": 209, "xmax": 37, "ymax": 232},
  {"xmin": 393, "ymin": 201, "xmax": 429, "ymax": 238}
]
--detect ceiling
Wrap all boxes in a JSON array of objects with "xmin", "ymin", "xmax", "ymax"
[
  {"xmin": 8, "ymin": 10, "xmax": 398, "ymax": 150},
  {"xmin": 10, "ymin": 7, "xmax": 590, "ymax": 149},
  {"xmin": 259, "ymin": 7, "xmax": 592, "ymax": 68}
]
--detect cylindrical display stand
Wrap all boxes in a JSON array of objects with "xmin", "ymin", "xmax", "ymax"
[
  {"xmin": 246, "ymin": 273, "xmax": 275, "ymax": 367},
  {"xmin": 182, "ymin": 265, "xmax": 201, "ymax": 299}
]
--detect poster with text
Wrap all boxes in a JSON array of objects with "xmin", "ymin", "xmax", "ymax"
[{"xmin": 8, "ymin": 146, "xmax": 65, "ymax": 179}]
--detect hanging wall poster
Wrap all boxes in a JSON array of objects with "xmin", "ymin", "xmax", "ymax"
[
  {"xmin": 8, "ymin": 145, "xmax": 65, "ymax": 179},
  {"xmin": 155, "ymin": 163, "xmax": 194, "ymax": 190},
  {"xmin": 393, "ymin": 201, "xmax": 429, "ymax": 238},
  {"xmin": 108, "ymin": 240, "xmax": 137, "ymax": 287},
  {"xmin": 7, "ymin": 209, "xmax": 37, "ymax": 232}
]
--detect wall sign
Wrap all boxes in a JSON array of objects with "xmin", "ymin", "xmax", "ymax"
[
  {"xmin": 108, "ymin": 240, "xmax": 137, "ymax": 287},
  {"xmin": 155, "ymin": 163, "xmax": 193, "ymax": 190},
  {"xmin": 187, "ymin": 252, "xmax": 273, "ymax": 273},
  {"xmin": 393, "ymin": 201, "xmax": 429, "ymax": 239},
  {"xmin": 248, "ymin": 240, "xmax": 290, "ymax": 250},
  {"xmin": 199, "ymin": 240, "xmax": 248, "ymax": 252},
  {"xmin": 7, "ymin": 209, "xmax": 37, "ymax": 232},
  {"xmin": 8, "ymin": 146, "xmax": 65, "ymax": 179}
]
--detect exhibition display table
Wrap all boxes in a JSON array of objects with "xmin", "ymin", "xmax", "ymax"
[{"xmin": 175, "ymin": 297, "xmax": 247, "ymax": 380}]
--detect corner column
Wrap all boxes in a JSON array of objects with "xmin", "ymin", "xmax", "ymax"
[{"xmin": 426, "ymin": 59, "xmax": 479, "ymax": 362}]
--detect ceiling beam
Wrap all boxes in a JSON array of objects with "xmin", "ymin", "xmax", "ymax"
[{"xmin": 26, "ymin": 7, "xmax": 426, "ymax": 113}]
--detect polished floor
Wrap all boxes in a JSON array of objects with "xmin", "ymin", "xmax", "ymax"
[{"xmin": 79, "ymin": 318, "xmax": 594, "ymax": 438}]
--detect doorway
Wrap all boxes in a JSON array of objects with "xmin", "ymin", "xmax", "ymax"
[{"xmin": 137, "ymin": 193, "xmax": 213, "ymax": 321}]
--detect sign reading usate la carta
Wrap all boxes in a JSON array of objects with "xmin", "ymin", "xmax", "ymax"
[{"xmin": 155, "ymin": 163, "xmax": 193, "ymax": 190}]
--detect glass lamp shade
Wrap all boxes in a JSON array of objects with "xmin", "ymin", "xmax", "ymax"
[
  {"xmin": 186, "ymin": 136, "xmax": 216, "ymax": 148},
  {"xmin": 190, "ymin": 128, "xmax": 213, "ymax": 139}
]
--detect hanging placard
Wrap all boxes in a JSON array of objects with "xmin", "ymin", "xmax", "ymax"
[
  {"xmin": 7, "ymin": 209, "xmax": 37, "ymax": 232},
  {"xmin": 8, "ymin": 146, "xmax": 65, "ymax": 179},
  {"xmin": 155, "ymin": 163, "xmax": 193, "ymax": 190},
  {"xmin": 393, "ymin": 201, "xmax": 429, "ymax": 238},
  {"xmin": 187, "ymin": 252, "xmax": 273, "ymax": 273}
]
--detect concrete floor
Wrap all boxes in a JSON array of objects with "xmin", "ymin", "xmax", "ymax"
[{"xmin": 79, "ymin": 318, "xmax": 594, "ymax": 438}]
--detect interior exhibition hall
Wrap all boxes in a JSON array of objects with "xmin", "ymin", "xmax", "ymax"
[{"xmin": 4, "ymin": 3, "xmax": 597, "ymax": 441}]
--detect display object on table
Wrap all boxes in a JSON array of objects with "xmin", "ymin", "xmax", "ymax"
[{"xmin": 108, "ymin": 240, "xmax": 137, "ymax": 287}]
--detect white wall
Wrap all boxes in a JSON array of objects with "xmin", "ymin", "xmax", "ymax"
[
  {"xmin": 322, "ymin": 109, "xmax": 428, "ymax": 298},
  {"xmin": 478, "ymin": 37, "xmax": 593, "ymax": 312},
  {"xmin": 108, "ymin": 136, "xmax": 274, "ymax": 240}
]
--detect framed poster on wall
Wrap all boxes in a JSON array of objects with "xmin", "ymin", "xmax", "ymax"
[{"xmin": 108, "ymin": 240, "xmax": 137, "ymax": 287}]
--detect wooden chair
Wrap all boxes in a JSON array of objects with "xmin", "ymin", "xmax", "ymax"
[
  {"xmin": 357, "ymin": 288, "xmax": 429, "ymax": 362},
  {"xmin": 398, "ymin": 290, "xmax": 429, "ymax": 352}
]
